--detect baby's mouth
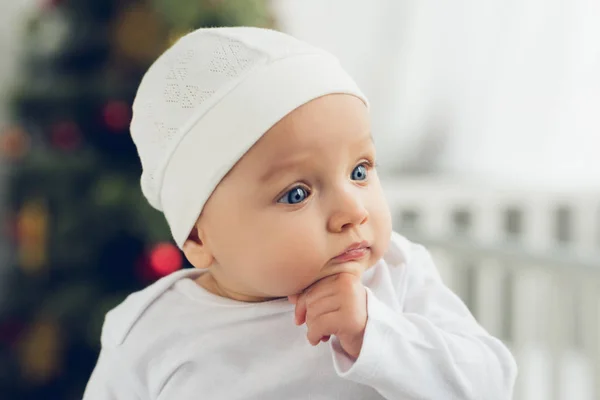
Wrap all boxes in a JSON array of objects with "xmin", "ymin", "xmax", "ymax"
[
  {"xmin": 331, "ymin": 240, "xmax": 371, "ymax": 264},
  {"xmin": 331, "ymin": 246, "xmax": 370, "ymax": 263}
]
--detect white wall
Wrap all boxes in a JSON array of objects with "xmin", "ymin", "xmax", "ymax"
[
  {"xmin": 429, "ymin": 0, "xmax": 600, "ymax": 191},
  {"xmin": 272, "ymin": 0, "xmax": 600, "ymax": 191}
]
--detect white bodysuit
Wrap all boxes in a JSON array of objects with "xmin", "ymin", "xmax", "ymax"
[{"xmin": 83, "ymin": 232, "xmax": 517, "ymax": 399}]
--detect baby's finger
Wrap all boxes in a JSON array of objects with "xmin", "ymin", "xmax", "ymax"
[
  {"xmin": 306, "ymin": 310, "xmax": 338, "ymax": 346},
  {"xmin": 296, "ymin": 274, "xmax": 339, "ymax": 325},
  {"xmin": 294, "ymin": 293, "xmax": 307, "ymax": 325},
  {"xmin": 304, "ymin": 284, "xmax": 337, "ymax": 309},
  {"xmin": 305, "ymin": 295, "xmax": 340, "ymax": 322}
]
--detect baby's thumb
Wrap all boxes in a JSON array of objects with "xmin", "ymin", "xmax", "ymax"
[{"xmin": 288, "ymin": 294, "xmax": 298, "ymax": 304}]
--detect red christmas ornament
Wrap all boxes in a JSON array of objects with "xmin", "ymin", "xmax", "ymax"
[
  {"xmin": 51, "ymin": 121, "xmax": 81, "ymax": 151},
  {"xmin": 149, "ymin": 242, "xmax": 183, "ymax": 277},
  {"xmin": 102, "ymin": 101, "xmax": 131, "ymax": 132}
]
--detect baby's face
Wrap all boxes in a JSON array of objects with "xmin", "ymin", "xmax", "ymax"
[{"xmin": 194, "ymin": 94, "xmax": 392, "ymax": 301}]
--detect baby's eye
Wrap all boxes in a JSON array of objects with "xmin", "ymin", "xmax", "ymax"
[
  {"xmin": 351, "ymin": 164, "xmax": 368, "ymax": 181},
  {"xmin": 277, "ymin": 186, "xmax": 310, "ymax": 204}
]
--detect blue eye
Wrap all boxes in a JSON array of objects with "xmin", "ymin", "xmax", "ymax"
[
  {"xmin": 278, "ymin": 186, "xmax": 309, "ymax": 204},
  {"xmin": 351, "ymin": 164, "xmax": 368, "ymax": 181}
]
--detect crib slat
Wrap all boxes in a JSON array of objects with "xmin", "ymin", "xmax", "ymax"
[
  {"xmin": 581, "ymin": 279, "xmax": 600, "ymax": 400},
  {"xmin": 383, "ymin": 177, "xmax": 600, "ymax": 400}
]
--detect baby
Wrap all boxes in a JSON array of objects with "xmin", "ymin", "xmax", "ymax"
[{"xmin": 83, "ymin": 27, "xmax": 517, "ymax": 399}]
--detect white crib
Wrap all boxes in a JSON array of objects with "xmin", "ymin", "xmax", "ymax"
[{"xmin": 382, "ymin": 176, "xmax": 600, "ymax": 400}]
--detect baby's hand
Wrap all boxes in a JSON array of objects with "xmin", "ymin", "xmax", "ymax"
[{"xmin": 288, "ymin": 272, "xmax": 367, "ymax": 359}]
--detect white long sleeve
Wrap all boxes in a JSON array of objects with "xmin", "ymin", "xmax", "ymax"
[{"xmin": 331, "ymin": 242, "xmax": 518, "ymax": 399}]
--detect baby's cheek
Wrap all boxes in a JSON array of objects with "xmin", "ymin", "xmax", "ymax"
[
  {"xmin": 256, "ymin": 249, "xmax": 323, "ymax": 296},
  {"xmin": 370, "ymin": 194, "xmax": 393, "ymax": 248},
  {"xmin": 247, "ymin": 213, "xmax": 325, "ymax": 295}
]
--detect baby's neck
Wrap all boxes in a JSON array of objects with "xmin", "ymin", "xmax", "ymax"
[{"xmin": 194, "ymin": 271, "xmax": 284, "ymax": 303}]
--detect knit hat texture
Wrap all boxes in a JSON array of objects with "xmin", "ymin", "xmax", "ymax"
[{"xmin": 130, "ymin": 27, "xmax": 368, "ymax": 248}]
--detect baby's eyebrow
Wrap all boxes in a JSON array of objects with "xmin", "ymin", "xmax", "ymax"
[
  {"xmin": 259, "ymin": 154, "xmax": 311, "ymax": 183},
  {"xmin": 259, "ymin": 132, "xmax": 373, "ymax": 183}
]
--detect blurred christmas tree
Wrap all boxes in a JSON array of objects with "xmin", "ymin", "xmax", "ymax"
[{"xmin": 0, "ymin": 0, "xmax": 272, "ymax": 398}]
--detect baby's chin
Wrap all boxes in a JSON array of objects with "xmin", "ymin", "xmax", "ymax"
[{"xmin": 284, "ymin": 258, "xmax": 379, "ymax": 296}]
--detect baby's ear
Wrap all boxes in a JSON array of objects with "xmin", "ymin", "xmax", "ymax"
[{"xmin": 182, "ymin": 224, "xmax": 213, "ymax": 270}]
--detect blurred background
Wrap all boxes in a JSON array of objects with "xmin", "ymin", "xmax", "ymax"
[{"xmin": 0, "ymin": 0, "xmax": 598, "ymax": 399}]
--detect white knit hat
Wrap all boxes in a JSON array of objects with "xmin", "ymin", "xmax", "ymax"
[{"xmin": 130, "ymin": 27, "xmax": 368, "ymax": 249}]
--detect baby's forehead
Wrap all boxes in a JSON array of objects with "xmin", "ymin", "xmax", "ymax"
[
  {"xmin": 263, "ymin": 126, "xmax": 372, "ymax": 156},
  {"xmin": 264, "ymin": 95, "xmax": 370, "ymax": 142}
]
